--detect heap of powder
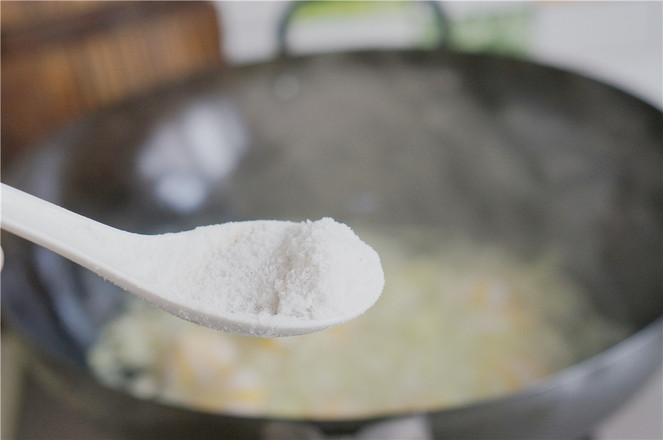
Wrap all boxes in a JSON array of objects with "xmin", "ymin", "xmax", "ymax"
[{"xmin": 145, "ymin": 217, "xmax": 384, "ymax": 322}]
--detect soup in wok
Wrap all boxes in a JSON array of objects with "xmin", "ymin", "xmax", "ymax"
[{"xmin": 89, "ymin": 229, "xmax": 628, "ymax": 419}]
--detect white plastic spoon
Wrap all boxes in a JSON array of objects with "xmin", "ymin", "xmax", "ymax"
[{"xmin": 0, "ymin": 183, "xmax": 384, "ymax": 337}]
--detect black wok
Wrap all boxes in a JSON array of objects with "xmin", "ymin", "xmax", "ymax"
[{"xmin": 2, "ymin": 49, "xmax": 662, "ymax": 439}]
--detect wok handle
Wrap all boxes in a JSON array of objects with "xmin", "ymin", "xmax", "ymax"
[{"xmin": 276, "ymin": 0, "xmax": 449, "ymax": 57}]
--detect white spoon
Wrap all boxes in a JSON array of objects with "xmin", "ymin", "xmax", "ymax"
[{"xmin": 0, "ymin": 183, "xmax": 384, "ymax": 337}]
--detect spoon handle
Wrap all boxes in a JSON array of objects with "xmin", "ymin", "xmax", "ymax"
[{"xmin": 1, "ymin": 183, "xmax": 133, "ymax": 274}]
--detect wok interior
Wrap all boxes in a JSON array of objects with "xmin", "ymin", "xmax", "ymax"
[{"xmin": 3, "ymin": 50, "xmax": 662, "ymax": 414}]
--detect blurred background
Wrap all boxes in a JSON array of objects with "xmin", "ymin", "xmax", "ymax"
[
  {"xmin": 1, "ymin": 1, "xmax": 661, "ymax": 439},
  {"xmin": 2, "ymin": 1, "xmax": 661, "ymax": 166}
]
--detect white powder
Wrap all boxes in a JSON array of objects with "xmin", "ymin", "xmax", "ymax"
[{"xmin": 138, "ymin": 217, "xmax": 384, "ymax": 326}]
